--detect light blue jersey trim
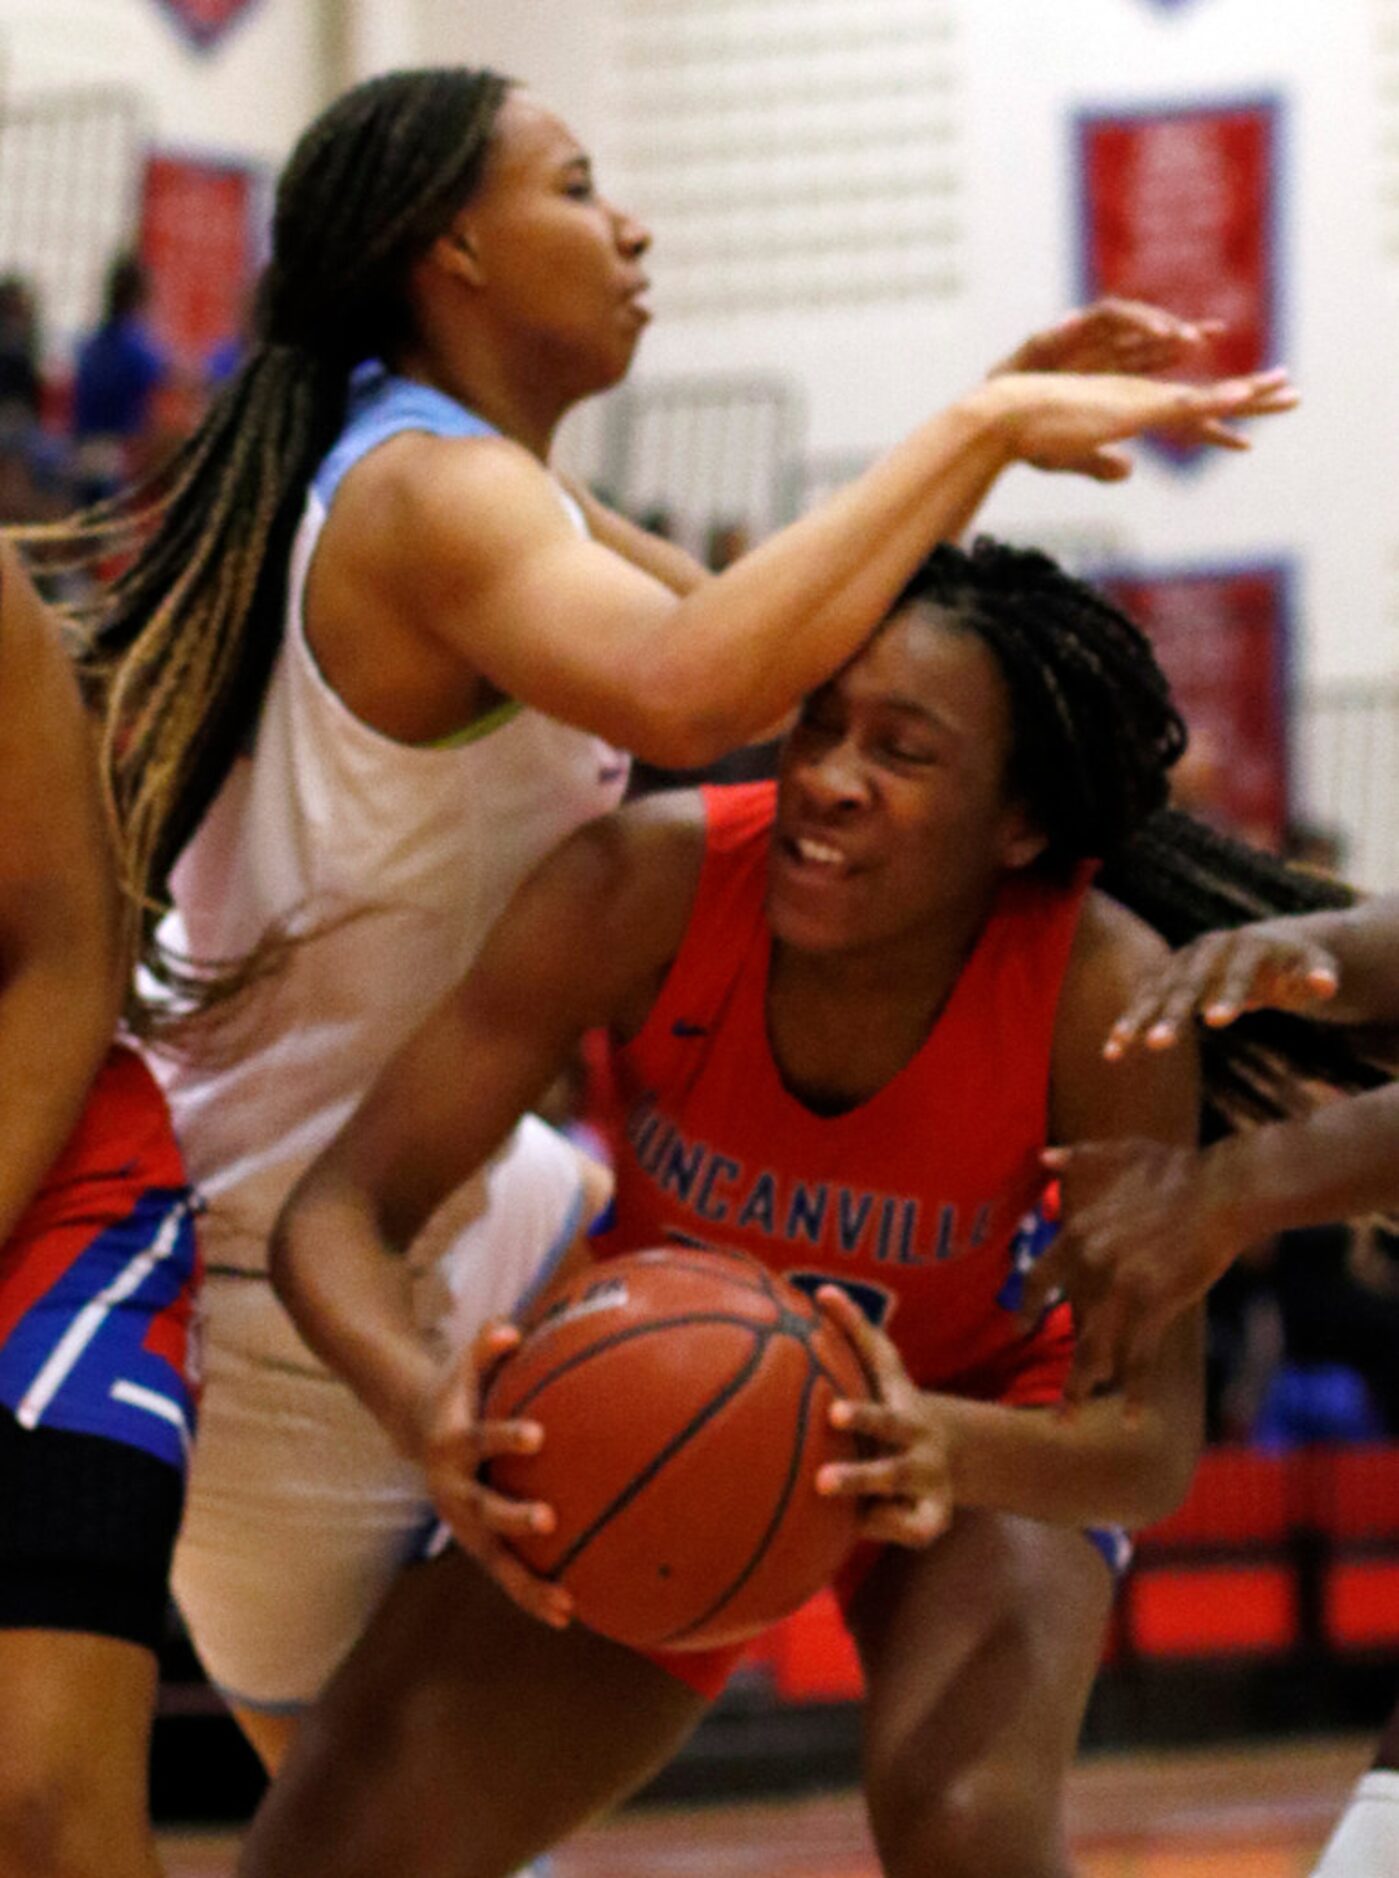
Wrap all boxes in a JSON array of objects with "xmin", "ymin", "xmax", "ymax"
[
  {"xmin": 213, "ymin": 1684, "xmax": 311, "ymax": 1719},
  {"xmin": 313, "ymin": 360, "xmax": 497, "ymax": 509},
  {"xmin": 510, "ymin": 1180, "xmax": 588, "ymax": 1321}
]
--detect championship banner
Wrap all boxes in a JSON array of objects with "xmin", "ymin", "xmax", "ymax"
[
  {"xmin": 1076, "ymin": 98, "xmax": 1280, "ymax": 465},
  {"xmin": 151, "ymin": 0, "xmax": 263, "ymax": 52},
  {"xmin": 140, "ymin": 152, "xmax": 258, "ymax": 365},
  {"xmin": 1100, "ymin": 562, "xmax": 1292, "ymax": 847}
]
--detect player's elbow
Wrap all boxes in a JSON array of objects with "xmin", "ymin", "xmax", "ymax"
[
  {"xmin": 618, "ymin": 659, "xmax": 762, "ymax": 770},
  {"xmin": 624, "ymin": 700, "xmax": 738, "ymax": 770}
]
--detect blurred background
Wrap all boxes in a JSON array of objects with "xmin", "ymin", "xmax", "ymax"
[{"xmin": 2, "ymin": 0, "xmax": 1397, "ymax": 1858}]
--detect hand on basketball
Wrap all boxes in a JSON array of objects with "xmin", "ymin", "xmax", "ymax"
[
  {"xmin": 986, "ymin": 366, "xmax": 1299, "ymax": 482},
  {"xmin": 1102, "ymin": 924, "xmax": 1340, "ymax": 1061},
  {"xmin": 419, "ymin": 1319, "xmax": 573, "ymax": 1629},
  {"xmin": 1019, "ymin": 1140, "xmax": 1240, "ymax": 1414},
  {"xmin": 990, "ymin": 298, "xmax": 1225, "ymax": 381},
  {"xmin": 813, "ymin": 1287, "xmax": 953, "ymax": 1548}
]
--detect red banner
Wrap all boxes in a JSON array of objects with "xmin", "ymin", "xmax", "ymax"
[
  {"xmin": 1077, "ymin": 99, "xmax": 1280, "ymax": 459},
  {"xmin": 152, "ymin": 0, "xmax": 262, "ymax": 51},
  {"xmin": 1101, "ymin": 563, "xmax": 1292, "ymax": 848},
  {"xmin": 140, "ymin": 153, "xmax": 257, "ymax": 365}
]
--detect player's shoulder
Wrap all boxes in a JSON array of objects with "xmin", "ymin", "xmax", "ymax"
[
  {"xmin": 337, "ymin": 424, "xmax": 575, "ymax": 572},
  {"xmin": 1059, "ymin": 887, "xmax": 1170, "ymax": 1032},
  {"xmin": 550, "ymin": 788, "xmax": 707, "ymax": 913},
  {"xmin": 1072, "ymin": 886, "xmax": 1170, "ymax": 974},
  {"xmin": 502, "ymin": 792, "xmax": 707, "ymax": 1013}
]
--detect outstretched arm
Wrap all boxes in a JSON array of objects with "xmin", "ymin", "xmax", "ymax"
[
  {"xmin": 565, "ymin": 298, "xmax": 1233, "ymax": 602},
  {"xmin": 1022, "ymin": 899, "xmax": 1399, "ymax": 1402},
  {"xmin": 367, "ymin": 368, "xmax": 1296, "ymax": 769},
  {"xmin": 0, "ymin": 542, "xmax": 122, "ymax": 1246}
]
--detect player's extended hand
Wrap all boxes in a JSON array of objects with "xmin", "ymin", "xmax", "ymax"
[
  {"xmin": 990, "ymin": 298, "xmax": 1225, "ymax": 381},
  {"xmin": 417, "ymin": 1319, "xmax": 573, "ymax": 1629},
  {"xmin": 1018, "ymin": 1139, "xmax": 1240, "ymax": 1414},
  {"xmin": 1103, "ymin": 923, "xmax": 1340, "ymax": 1061},
  {"xmin": 813, "ymin": 1287, "xmax": 953, "ymax": 1548},
  {"xmin": 986, "ymin": 366, "xmax": 1299, "ymax": 482}
]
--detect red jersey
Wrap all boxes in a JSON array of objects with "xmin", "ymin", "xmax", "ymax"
[{"xmin": 593, "ymin": 783, "xmax": 1086, "ymax": 1405}]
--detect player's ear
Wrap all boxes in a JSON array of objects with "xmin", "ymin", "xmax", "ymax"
[
  {"xmin": 998, "ymin": 803, "xmax": 1048, "ymax": 873},
  {"xmin": 430, "ymin": 220, "xmax": 485, "ymax": 287}
]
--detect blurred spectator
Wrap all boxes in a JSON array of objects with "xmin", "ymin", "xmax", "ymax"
[
  {"xmin": 0, "ymin": 275, "xmax": 41, "ymax": 426},
  {"xmin": 705, "ymin": 517, "xmax": 752, "ymax": 571},
  {"xmin": 634, "ymin": 503, "xmax": 677, "ymax": 540},
  {"xmin": 0, "ymin": 274, "xmax": 68, "ymax": 524},
  {"xmin": 71, "ymin": 252, "xmax": 171, "ymax": 504},
  {"xmin": 1205, "ymin": 1222, "xmax": 1399, "ymax": 1448}
]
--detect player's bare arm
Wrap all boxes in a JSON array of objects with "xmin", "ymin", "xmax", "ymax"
[
  {"xmin": 0, "ymin": 542, "xmax": 122, "ymax": 1246},
  {"xmin": 269, "ymin": 794, "xmax": 706, "ymax": 1614},
  {"xmin": 314, "ymin": 370, "xmax": 1297, "ymax": 766},
  {"xmin": 1025, "ymin": 898, "xmax": 1399, "ymax": 1402}
]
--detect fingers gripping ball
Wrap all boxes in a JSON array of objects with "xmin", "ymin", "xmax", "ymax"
[{"xmin": 482, "ymin": 1248, "xmax": 873, "ymax": 1651}]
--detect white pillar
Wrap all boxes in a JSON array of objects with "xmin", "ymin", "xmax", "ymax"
[{"xmin": 323, "ymin": 0, "xmax": 424, "ymax": 92}]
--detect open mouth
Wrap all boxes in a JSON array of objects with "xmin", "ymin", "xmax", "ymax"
[{"xmin": 779, "ymin": 832, "xmax": 857, "ymax": 879}]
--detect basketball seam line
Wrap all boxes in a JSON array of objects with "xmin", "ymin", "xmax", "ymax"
[
  {"xmin": 647, "ymin": 1250, "xmax": 775, "ymax": 1302},
  {"xmin": 494, "ymin": 1313, "xmax": 783, "ymax": 1418},
  {"xmin": 543, "ymin": 1329, "xmax": 769, "ymax": 1582},
  {"xmin": 660, "ymin": 1359, "xmax": 821, "ymax": 1648}
]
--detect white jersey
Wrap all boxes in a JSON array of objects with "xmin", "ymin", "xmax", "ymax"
[{"xmin": 157, "ymin": 365, "xmax": 629, "ymax": 1276}]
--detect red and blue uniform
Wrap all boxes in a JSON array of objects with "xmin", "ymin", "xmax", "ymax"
[
  {"xmin": 594, "ymin": 782, "xmax": 1082, "ymax": 1404},
  {"xmin": 0, "ymin": 1044, "xmax": 199, "ymax": 1473},
  {"xmin": 591, "ymin": 785, "xmax": 1126, "ymax": 1691}
]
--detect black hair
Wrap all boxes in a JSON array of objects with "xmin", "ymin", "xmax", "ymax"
[
  {"xmin": 24, "ymin": 68, "xmax": 512, "ymax": 994},
  {"xmin": 899, "ymin": 538, "xmax": 1387, "ymax": 1138}
]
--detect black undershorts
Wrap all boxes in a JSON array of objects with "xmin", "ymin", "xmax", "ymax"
[{"xmin": 0, "ymin": 1406, "xmax": 184, "ymax": 1652}]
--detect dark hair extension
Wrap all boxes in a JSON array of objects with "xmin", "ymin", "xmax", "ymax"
[
  {"xmin": 13, "ymin": 67, "xmax": 513, "ymax": 1016},
  {"xmin": 898, "ymin": 538, "xmax": 1390, "ymax": 1138}
]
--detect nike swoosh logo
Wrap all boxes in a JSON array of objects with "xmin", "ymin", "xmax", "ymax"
[{"xmin": 671, "ymin": 1020, "xmax": 708, "ymax": 1038}]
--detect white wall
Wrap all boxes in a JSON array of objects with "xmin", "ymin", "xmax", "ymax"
[
  {"xmin": 0, "ymin": 0, "xmax": 1395, "ymax": 858},
  {"xmin": 0, "ymin": 0, "xmax": 328, "ymax": 161}
]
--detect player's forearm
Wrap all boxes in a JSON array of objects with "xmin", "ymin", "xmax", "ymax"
[
  {"xmin": 1256, "ymin": 898, "xmax": 1399, "ymax": 1024},
  {"xmin": 270, "ymin": 1177, "xmax": 439, "ymax": 1458},
  {"xmin": 1203, "ymin": 1085, "xmax": 1399, "ymax": 1246},
  {"xmin": 640, "ymin": 392, "xmax": 1014, "ymax": 761},
  {"xmin": 937, "ymin": 1388, "xmax": 1199, "ymax": 1530}
]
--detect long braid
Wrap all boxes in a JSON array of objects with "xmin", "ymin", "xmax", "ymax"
[
  {"xmin": 11, "ymin": 69, "xmax": 512, "ymax": 1013},
  {"xmin": 900, "ymin": 538, "xmax": 1387, "ymax": 1139}
]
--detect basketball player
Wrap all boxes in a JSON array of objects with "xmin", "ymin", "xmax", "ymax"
[
  {"xmin": 0, "ymin": 541, "xmax": 198, "ymax": 1878},
  {"xmin": 29, "ymin": 66, "xmax": 1292, "ymax": 1781},
  {"xmin": 1018, "ymin": 899, "xmax": 1399, "ymax": 1878},
  {"xmin": 244, "ymin": 540, "xmax": 1373, "ymax": 1878}
]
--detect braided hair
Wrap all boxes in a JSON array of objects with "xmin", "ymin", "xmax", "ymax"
[
  {"xmin": 899, "ymin": 538, "xmax": 1385, "ymax": 1138},
  {"xmin": 17, "ymin": 68, "xmax": 513, "ymax": 995}
]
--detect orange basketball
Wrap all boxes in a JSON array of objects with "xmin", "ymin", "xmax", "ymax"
[{"xmin": 481, "ymin": 1247, "xmax": 873, "ymax": 1652}]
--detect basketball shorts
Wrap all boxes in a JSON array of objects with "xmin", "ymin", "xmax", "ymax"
[
  {"xmin": 172, "ymin": 1114, "xmax": 597, "ymax": 1714},
  {"xmin": 0, "ymin": 1044, "xmax": 200, "ymax": 1650}
]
